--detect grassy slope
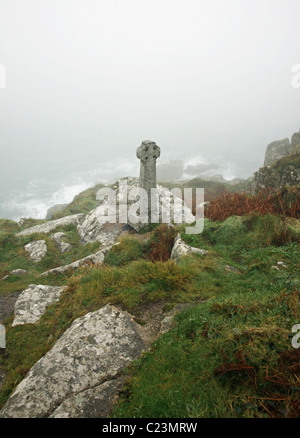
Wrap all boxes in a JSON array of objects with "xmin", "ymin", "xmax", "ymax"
[
  {"xmin": 112, "ymin": 215, "xmax": 300, "ymax": 418},
  {"xmin": 0, "ymin": 214, "xmax": 299, "ymax": 417},
  {"xmin": 0, "ymin": 222, "xmax": 100, "ymax": 294},
  {"xmin": 52, "ymin": 183, "xmax": 105, "ymax": 219}
]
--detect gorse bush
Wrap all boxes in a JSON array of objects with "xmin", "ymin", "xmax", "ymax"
[{"xmin": 0, "ymin": 219, "xmax": 19, "ymax": 236}]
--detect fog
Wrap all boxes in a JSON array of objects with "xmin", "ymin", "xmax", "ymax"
[{"xmin": 1, "ymin": 0, "xmax": 300, "ymax": 219}]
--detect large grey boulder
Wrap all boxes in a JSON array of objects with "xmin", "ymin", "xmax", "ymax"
[
  {"xmin": 78, "ymin": 177, "xmax": 195, "ymax": 241},
  {"xmin": 171, "ymin": 234, "xmax": 208, "ymax": 263},
  {"xmin": 78, "ymin": 218, "xmax": 128, "ymax": 246},
  {"xmin": 119, "ymin": 178, "xmax": 195, "ymax": 232},
  {"xmin": 263, "ymin": 138, "xmax": 291, "ymax": 167},
  {"xmin": 0, "ymin": 305, "xmax": 145, "ymax": 418},
  {"xmin": 17, "ymin": 214, "xmax": 85, "ymax": 237},
  {"xmin": 25, "ymin": 240, "xmax": 47, "ymax": 263},
  {"xmin": 12, "ymin": 285, "xmax": 67, "ymax": 327}
]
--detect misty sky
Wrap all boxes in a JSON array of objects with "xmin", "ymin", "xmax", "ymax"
[{"xmin": 1, "ymin": 0, "xmax": 300, "ymax": 205}]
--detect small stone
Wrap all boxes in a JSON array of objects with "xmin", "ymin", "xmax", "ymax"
[
  {"xmin": 225, "ymin": 265, "xmax": 241, "ymax": 274},
  {"xmin": 12, "ymin": 285, "xmax": 67, "ymax": 326},
  {"xmin": 10, "ymin": 269, "xmax": 30, "ymax": 276},
  {"xmin": 1, "ymin": 269, "xmax": 30, "ymax": 281},
  {"xmin": 25, "ymin": 240, "xmax": 47, "ymax": 263},
  {"xmin": 51, "ymin": 233, "xmax": 72, "ymax": 253},
  {"xmin": 160, "ymin": 304, "xmax": 195, "ymax": 335},
  {"xmin": 171, "ymin": 234, "xmax": 208, "ymax": 263}
]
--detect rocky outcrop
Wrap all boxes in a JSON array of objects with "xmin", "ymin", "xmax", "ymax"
[
  {"xmin": 45, "ymin": 204, "xmax": 68, "ymax": 220},
  {"xmin": 12, "ymin": 285, "xmax": 67, "ymax": 327},
  {"xmin": 171, "ymin": 234, "xmax": 208, "ymax": 263},
  {"xmin": 78, "ymin": 217, "xmax": 129, "ymax": 246},
  {"xmin": 291, "ymin": 129, "xmax": 300, "ymax": 149},
  {"xmin": 253, "ymin": 128, "xmax": 300, "ymax": 193},
  {"xmin": 253, "ymin": 162, "xmax": 300, "ymax": 193},
  {"xmin": 25, "ymin": 240, "xmax": 47, "ymax": 263},
  {"xmin": 264, "ymin": 138, "xmax": 291, "ymax": 167},
  {"xmin": 51, "ymin": 232, "xmax": 72, "ymax": 253},
  {"xmin": 79, "ymin": 178, "xmax": 195, "ymax": 240},
  {"xmin": 0, "ymin": 305, "xmax": 145, "ymax": 418},
  {"xmin": 122, "ymin": 178, "xmax": 195, "ymax": 232},
  {"xmin": 17, "ymin": 214, "xmax": 85, "ymax": 237}
]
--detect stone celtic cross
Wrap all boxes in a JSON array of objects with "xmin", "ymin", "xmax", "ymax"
[{"xmin": 136, "ymin": 140, "xmax": 161, "ymax": 195}]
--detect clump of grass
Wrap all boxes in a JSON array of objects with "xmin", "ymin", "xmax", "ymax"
[
  {"xmin": 18, "ymin": 218, "xmax": 46, "ymax": 231},
  {"xmin": 182, "ymin": 214, "xmax": 299, "ymax": 252},
  {"xmin": 244, "ymin": 213, "xmax": 299, "ymax": 246},
  {"xmin": 105, "ymin": 237, "xmax": 145, "ymax": 267},
  {"xmin": 205, "ymin": 186, "xmax": 300, "ymax": 221},
  {"xmin": 0, "ymin": 219, "xmax": 19, "ymax": 236}
]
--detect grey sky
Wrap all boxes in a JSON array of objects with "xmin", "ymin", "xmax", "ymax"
[{"xmin": 1, "ymin": 0, "xmax": 300, "ymax": 198}]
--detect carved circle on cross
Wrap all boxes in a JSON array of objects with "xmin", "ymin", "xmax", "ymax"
[{"xmin": 136, "ymin": 140, "xmax": 161, "ymax": 161}]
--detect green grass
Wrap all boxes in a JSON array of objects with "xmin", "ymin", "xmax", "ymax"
[
  {"xmin": 0, "ymin": 224, "xmax": 100, "ymax": 296},
  {"xmin": 52, "ymin": 183, "xmax": 105, "ymax": 219},
  {"xmin": 112, "ymin": 284, "xmax": 298, "ymax": 418},
  {"xmin": 111, "ymin": 215, "xmax": 300, "ymax": 418},
  {"xmin": 271, "ymin": 151, "xmax": 300, "ymax": 177},
  {"xmin": 105, "ymin": 237, "xmax": 145, "ymax": 267}
]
